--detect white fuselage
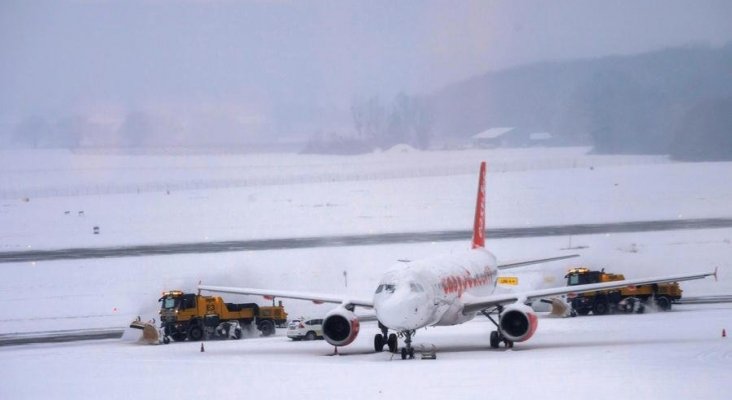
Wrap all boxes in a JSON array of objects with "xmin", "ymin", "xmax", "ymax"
[{"xmin": 373, "ymin": 248, "xmax": 498, "ymax": 331}]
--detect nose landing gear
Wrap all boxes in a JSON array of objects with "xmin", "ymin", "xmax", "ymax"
[
  {"xmin": 374, "ymin": 322, "xmax": 398, "ymax": 353},
  {"xmin": 374, "ymin": 322, "xmax": 417, "ymax": 359},
  {"xmin": 399, "ymin": 330, "xmax": 416, "ymax": 359}
]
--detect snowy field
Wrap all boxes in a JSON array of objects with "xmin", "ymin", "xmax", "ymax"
[
  {"xmin": 3, "ymin": 305, "xmax": 732, "ymax": 399},
  {"xmin": 1, "ymin": 147, "xmax": 732, "ymax": 399},
  {"xmin": 3, "ymin": 146, "xmax": 730, "ymax": 250}
]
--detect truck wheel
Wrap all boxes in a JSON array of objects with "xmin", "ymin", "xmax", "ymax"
[
  {"xmin": 163, "ymin": 336, "xmax": 170, "ymax": 344},
  {"xmin": 234, "ymin": 328, "xmax": 242, "ymax": 340},
  {"xmin": 188, "ymin": 326, "xmax": 203, "ymax": 341},
  {"xmin": 593, "ymin": 298, "xmax": 609, "ymax": 315},
  {"xmin": 576, "ymin": 308, "xmax": 590, "ymax": 316},
  {"xmin": 259, "ymin": 320, "xmax": 275, "ymax": 337},
  {"xmin": 656, "ymin": 296, "xmax": 671, "ymax": 311},
  {"xmin": 171, "ymin": 333, "xmax": 187, "ymax": 342}
]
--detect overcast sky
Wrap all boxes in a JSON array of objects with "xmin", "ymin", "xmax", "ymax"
[{"xmin": 2, "ymin": 0, "xmax": 731, "ymax": 124}]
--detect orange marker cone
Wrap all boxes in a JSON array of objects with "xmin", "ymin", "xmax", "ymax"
[{"xmin": 200, "ymin": 343, "xmax": 205, "ymax": 352}]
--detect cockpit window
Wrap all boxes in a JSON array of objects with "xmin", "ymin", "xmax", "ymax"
[{"xmin": 375, "ymin": 284, "xmax": 397, "ymax": 294}]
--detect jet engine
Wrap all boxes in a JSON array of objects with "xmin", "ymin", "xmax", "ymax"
[
  {"xmin": 322, "ymin": 306, "xmax": 360, "ymax": 347},
  {"xmin": 499, "ymin": 304, "xmax": 538, "ymax": 342}
]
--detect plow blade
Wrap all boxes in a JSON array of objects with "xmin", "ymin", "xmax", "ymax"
[
  {"xmin": 541, "ymin": 297, "xmax": 571, "ymax": 317},
  {"xmin": 129, "ymin": 318, "xmax": 160, "ymax": 344}
]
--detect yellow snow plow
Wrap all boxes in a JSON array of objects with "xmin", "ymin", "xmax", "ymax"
[{"xmin": 129, "ymin": 317, "xmax": 161, "ymax": 344}]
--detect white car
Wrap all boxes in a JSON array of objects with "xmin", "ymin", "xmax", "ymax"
[{"xmin": 287, "ymin": 318, "xmax": 324, "ymax": 341}]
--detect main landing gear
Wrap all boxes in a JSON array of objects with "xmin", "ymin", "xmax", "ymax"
[
  {"xmin": 374, "ymin": 322, "xmax": 398, "ymax": 353},
  {"xmin": 481, "ymin": 306, "xmax": 514, "ymax": 349}
]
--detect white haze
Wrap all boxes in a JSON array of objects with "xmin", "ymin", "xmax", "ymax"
[{"xmin": 1, "ymin": 0, "xmax": 731, "ymax": 144}]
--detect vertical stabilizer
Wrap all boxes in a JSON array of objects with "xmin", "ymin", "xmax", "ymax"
[{"xmin": 471, "ymin": 161, "xmax": 487, "ymax": 249}]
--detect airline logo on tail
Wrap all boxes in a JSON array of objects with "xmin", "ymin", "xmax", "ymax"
[{"xmin": 471, "ymin": 161, "xmax": 487, "ymax": 249}]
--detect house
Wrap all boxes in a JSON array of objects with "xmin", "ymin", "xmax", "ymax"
[
  {"xmin": 471, "ymin": 127, "xmax": 515, "ymax": 148},
  {"xmin": 528, "ymin": 132, "xmax": 553, "ymax": 146}
]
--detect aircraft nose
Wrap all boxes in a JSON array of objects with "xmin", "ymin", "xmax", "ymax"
[{"xmin": 375, "ymin": 292, "xmax": 429, "ymax": 331}]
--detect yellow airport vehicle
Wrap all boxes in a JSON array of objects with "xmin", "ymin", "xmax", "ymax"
[
  {"xmin": 131, "ymin": 290, "xmax": 287, "ymax": 344},
  {"xmin": 565, "ymin": 267, "xmax": 683, "ymax": 315}
]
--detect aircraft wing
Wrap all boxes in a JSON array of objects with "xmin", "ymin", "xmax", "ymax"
[
  {"xmin": 497, "ymin": 254, "xmax": 580, "ymax": 270},
  {"xmin": 462, "ymin": 268, "xmax": 717, "ymax": 314},
  {"xmin": 198, "ymin": 284, "xmax": 374, "ymax": 309}
]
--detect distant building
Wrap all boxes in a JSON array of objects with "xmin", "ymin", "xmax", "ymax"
[
  {"xmin": 528, "ymin": 132, "xmax": 553, "ymax": 146},
  {"xmin": 471, "ymin": 127, "xmax": 557, "ymax": 148},
  {"xmin": 471, "ymin": 127, "xmax": 515, "ymax": 148}
]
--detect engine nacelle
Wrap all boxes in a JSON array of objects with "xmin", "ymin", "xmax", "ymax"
[
  {"xmin": 499, "ymin": 304, "xmax": 538, "ymax": 342},
  {"xmin": 322, "ymin": 306, "xmax": 360, "ymax": 347}
]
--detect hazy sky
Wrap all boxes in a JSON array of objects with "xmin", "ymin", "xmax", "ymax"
[{"xmin": 2, "ymin": 0, "xmax": 731, "ymax": 125}]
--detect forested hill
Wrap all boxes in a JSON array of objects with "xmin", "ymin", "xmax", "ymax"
[{"xmin": 428, "ymin": 44, "xmax": 732, "ymax": 160}]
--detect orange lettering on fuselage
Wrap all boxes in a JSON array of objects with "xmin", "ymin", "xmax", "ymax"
[{"xmin": 441, "ymin": 268, "xmax": 494, "ymax": 295}]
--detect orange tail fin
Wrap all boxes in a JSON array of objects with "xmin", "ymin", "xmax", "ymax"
[{"xmin": 471, "ymin": 161, "xmax": 487, "ymax": 249}]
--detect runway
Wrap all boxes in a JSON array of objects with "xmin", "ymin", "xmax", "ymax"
[
  {"xmin": 1, "ymin": 217, "xmax": 731, "ymax": 264},
  {"xmin": 2, "ymin": 217, "xmax": 731, "ymax": 346}
]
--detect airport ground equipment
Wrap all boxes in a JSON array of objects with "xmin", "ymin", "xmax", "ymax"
[
  {"xmin": 565, "ymin": 267, "xmax": 683, "ymax": 315},
  {"xmin": 129, "ymin": 317, "xmax": 160, "ymax": 344},
  {"xmin": 132, "ymin": 290, "xmax": 288, "ymax": 344}
]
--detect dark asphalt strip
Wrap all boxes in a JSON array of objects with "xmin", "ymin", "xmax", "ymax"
[
  {"xmin": 0, "ymin": 329, "xmax": 124, "ymax": 347},
  {"xmin": 1, "ymin": 218, "xmax": 731, "ymax": 264}
]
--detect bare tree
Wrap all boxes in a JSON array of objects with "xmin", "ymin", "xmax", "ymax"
[{"xmin": 351, "ymin": 95, "xmax": 386, "ymax": 145}]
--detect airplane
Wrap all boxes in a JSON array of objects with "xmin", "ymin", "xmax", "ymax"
[{"xmin": 199, "ymin": 161, "xmax": 717, "ymax": 359}]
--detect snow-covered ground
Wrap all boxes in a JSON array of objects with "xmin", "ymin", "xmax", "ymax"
[
  {"xmin": 4, "ymin": 305, "xmax": 732, "ymax": 400},
  {"xmin": 1, "ymin": 147, "xmax": 731, "ymax": 399},
  {"xmin": 2, "ymin": 147, "xmax": 730, "ymax": 250}
]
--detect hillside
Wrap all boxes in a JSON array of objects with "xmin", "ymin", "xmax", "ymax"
[{"xmin": 428, "ymin": 44, "xmax": 732, "ymax": 159}]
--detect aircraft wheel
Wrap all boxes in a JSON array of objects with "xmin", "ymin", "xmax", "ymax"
[
  {"xmin": 387, "ymin": 333, "xmax": 398, "ymax": 353},
  {"xmin": 490, "ymin": 331, "xmax": 500, "ymax": 349},
  {"xmin": 374, "ymin": 334, "xmax": 384, "ymax": 352},
  {"xmin": 401, "ymin": 347, "xmax": 408, "ymax": 360}
]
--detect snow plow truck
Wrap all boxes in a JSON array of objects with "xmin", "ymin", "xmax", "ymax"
[
  {"xmin": 565, "ymin": 267, "xmax": 683, "ymax": 315},
  {"xmin": 130, "ymin": 290, "xmax": 288, "ymax": 344}
]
